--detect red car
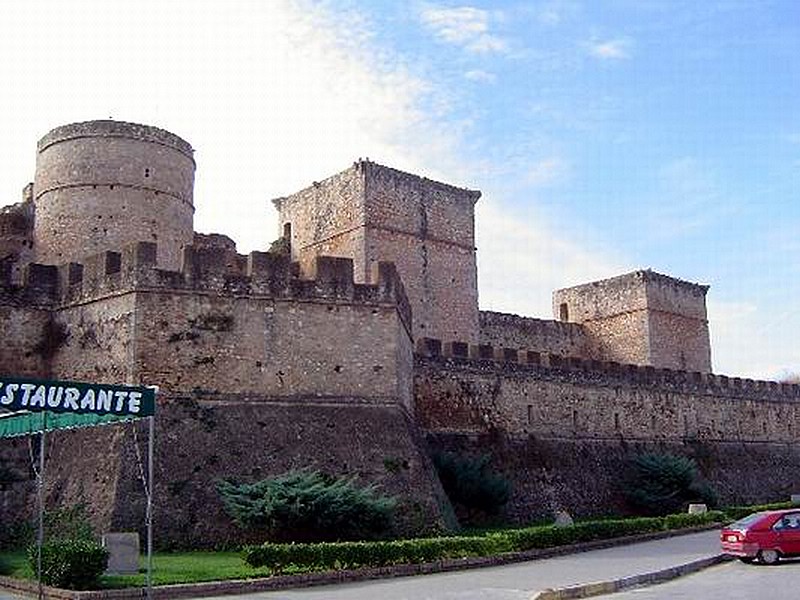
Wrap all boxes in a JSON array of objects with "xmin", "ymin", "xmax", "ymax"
[{"xmin": 721, "ymin": 510, "xmax": 800, "ymax": 564}]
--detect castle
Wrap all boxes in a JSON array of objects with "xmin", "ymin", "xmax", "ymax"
[{"xmin": 1, "ymin": 120, "xmax": 798, "ymax": 546}]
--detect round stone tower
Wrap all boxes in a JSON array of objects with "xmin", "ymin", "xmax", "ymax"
[{"xmin": 33, "ymin": 120, "xmax": 195, "ymax": 269}]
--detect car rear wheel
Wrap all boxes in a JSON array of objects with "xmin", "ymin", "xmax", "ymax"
[{"xmin": 758, "ymin": 549, "xmax": 780, "ymax": 565}]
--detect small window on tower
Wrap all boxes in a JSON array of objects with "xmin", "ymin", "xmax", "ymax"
[
  {"xmin": 283, "ymin": 223, "xmax": 292, "ymax": 253},
  {"xmin": 559, "ymin": 303, "xmax": 569, "ymax": 322}
]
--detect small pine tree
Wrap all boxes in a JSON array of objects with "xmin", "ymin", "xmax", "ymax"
[
  {"xmin": 432, "ymin": 452, "xmax": 510, "ymax": 523},
  {"xmin": 216, "ymin": 470, "xmax": 397, "ymax": 542},
  {"xmin": 624, "ymin": 453, "xmax": 717, "ymax": 516}
]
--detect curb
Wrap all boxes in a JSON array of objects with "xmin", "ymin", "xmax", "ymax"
[
  {"xmin": 531, "ymin": 554, "xmax": 733, "ymax": 600},
  {"xmin": 0, "ymin": 525, "xmax": 721, "ymax": 599}
]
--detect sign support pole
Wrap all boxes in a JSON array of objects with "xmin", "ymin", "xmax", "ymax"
[
  {"xmin": 36, "ymin": 411, "xmax": 47, "ymax": 600},
  {"xmin": 146, "ymin": 413, "xmax": 154, "ymax": 599}
]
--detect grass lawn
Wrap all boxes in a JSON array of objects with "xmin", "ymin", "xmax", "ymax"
[{"xmin": 1, "ymin": 550, "xmax": 274, "ymax": 588}]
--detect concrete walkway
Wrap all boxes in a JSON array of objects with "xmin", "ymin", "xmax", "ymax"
[{"xmin": 201, "ymin": 529, "xmax": 722, "ymax": 600}]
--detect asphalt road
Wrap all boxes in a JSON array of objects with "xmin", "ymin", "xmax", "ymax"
[
  {"xmin": 201, "ymin": 530, "xmax": 720, "ymax": 600},
  {"xmin": 598, "ymin": 558, "xmax": 800, "ymax": 600}
]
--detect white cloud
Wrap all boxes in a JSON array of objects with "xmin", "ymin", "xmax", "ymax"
[
  {"xmin": 705, "ymin": 293, "xmax": 800, "ymax": 380},
  {"xmin": 464, "ymin": 69, "xmax": 496, "ymax": 83},
  {"xmin": 525, "ymin": 157, "xmax": 570, "ymax": 187},
  {"xmin": 420, "ymin": 5, "xmax": 508, "ymax": 53},
  {"xmin": 476, "ymin": 200, "xmax": 629, "ymax": 317},
  {"xmin": 0, "ymin": 0, "xmax": 466, "ymax": 252},
  {"xmin": 536, "ymin": 1, "xmax": 580, "ymax": 25},
  {"xmin": 587, "ymin": 37, "xmax": 633, "ymax": 60}
]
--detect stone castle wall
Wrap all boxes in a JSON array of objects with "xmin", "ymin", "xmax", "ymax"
[
  {"xmin": 417, "ymin": 345, "xmax": 800, "ymax": 521},
  {"xmin": 363, "ymin": 162, "xmax": 480, "ymax": 344},
  {"xmin": 41, "ymin": 397, "xmax": 452, "ymax": 548},
  {"xmin": 414, "ymin": 352, "xmax": 799, "ymax": 442},
  {"xmin": 273, "ymin": 166, "xmax": 367, "ymax": 280},
  {"xmin": 0, "ymin": 196, "xmax": 34, "ymax": 284},
  {"xmin": 553, "ymin": 270, "xmax": 711, "ymax": 372},
  {"xmin": 479, "ymin": 311, "xmax": 588, "ymax": 358},
  {"xmin": 274, "ymin": 161, "xmax": 481, "ymax": 344},
  {"xmin": 0, "ymin": 241, "xmax": 414, "ymax": 411},
  {"xmin": 33, "ymin": 121, "xmax": 195, "ymax": 270}
]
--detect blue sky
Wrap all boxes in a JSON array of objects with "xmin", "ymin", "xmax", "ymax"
[{"xmin": 1, "ymin": 1, "xmax": 798, "ymax": 378}]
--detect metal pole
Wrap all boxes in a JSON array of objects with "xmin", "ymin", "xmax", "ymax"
[
  {"xmin": 146, "ymin": 414, "xmax": 154, "ymax": 599},
  {"xmin": 36, "ymin": 411, "xmax": 47, "ymax": 600}
]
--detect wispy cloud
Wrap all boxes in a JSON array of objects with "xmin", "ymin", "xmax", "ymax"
[
  {"xmin": 587, "ymin": 37, "xmax": 633, "ymax": 60},
  {"xmin": 644, "ymin": 157, "xmax": 731, "ymax": 239},
  {"xmin": 535, "ymin": 1, "xmax": 580, "ymax": 26},
  {"xmin": 476, "ymin": 201, "xmax": 628, "ymax": 317},
  {"xmin": 464, "ymin": 69, "xmax": 496, "ymax": 83},
  {"xmin": 525, "ymin": 157, "xmax": 570, "ymax": 187},
  {"xmin": 420, "ymin": 5, "xmax": 508, "ymax": 53}
]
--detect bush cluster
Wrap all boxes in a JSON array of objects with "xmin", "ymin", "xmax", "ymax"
[
  {"xmin": 0, "ymin": 554, "xmax": 11, "ymax": 576},
  {"xmin": 432, "ymin": 452, "xmax": 510, "ymax": 522},
  {"xmin": 27, "ymin": 540, "xmax": 109, "ymax": 590},
  {"xmin": 217, "ymin": 470, "xmax": 397, "ymax": 542},
  {"xmin": 24, "ymin": 504, "xmax": 108, "ymax": 590},
  {"xmin": 623, "ymin": 453, "xmax": 717, "ymax": 516},
  {"xmin": 244, "ymin": 511, "xmax": 722, "ymax": 572}
]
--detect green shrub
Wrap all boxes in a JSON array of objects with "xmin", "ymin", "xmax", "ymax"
[
  {"xmin": 43, "ymin": 504, "xmax": 96, "ymax": 543},
  {"xmin": 5, "ymin": 504, "xmax": 95, "ymax": 550},
  {"xmin": 432, "ymin": 452, "xmax": 510, "ymax": 521},
  {"xmin": 623, "ymin": 453, "xmax": 716, "ymax": 516},
  {"xmin": 244, "ymin": 534, "xmax": 510, "ymax": 572},
  {"xmin": 27, "ymin": 539, "xmax": 108, "ymax": 590},
  {"xmin": 217, "ymin": 470, "xmax": 397, "ymax": 542},
  {"xmin": 723, "ymin": 501, "xmax": 793, "ymax": 521},
  {"xmin": 0, "ymin": 554, "xmax": 11, "ymax": 576}
]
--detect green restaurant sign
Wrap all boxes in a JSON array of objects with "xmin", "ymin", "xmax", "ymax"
[{"xmin": 0, "ymin": 377, "xmax": 155, "ymax": 417}]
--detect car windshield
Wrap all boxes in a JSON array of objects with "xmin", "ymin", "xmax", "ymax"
[{"xmin": 729, "ymin": 512, "xmax": 767, "ymax": 531}]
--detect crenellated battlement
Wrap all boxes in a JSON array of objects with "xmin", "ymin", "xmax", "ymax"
[
  {"xmin": 414, "ymin": 336, "xmax": 800, "ymax": 401},
  {"xmin": 0, "ymin": 241, "xmax": 412, "ymax": 332}
]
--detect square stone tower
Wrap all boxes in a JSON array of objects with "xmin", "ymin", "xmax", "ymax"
[
  {"xmin": 553, "ymin": 269, "xmax": 712, "ymax": 372},
  {"xmin": 272, "ymin": 160, "xmax": 481, "ymax": 343}
]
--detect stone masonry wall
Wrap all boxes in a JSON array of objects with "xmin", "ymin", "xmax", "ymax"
[
  {"xmin": 645, "ymin": 273, "xmax": 711, "ymax": 371},
  {"xmin": 479, "ymin": 311, "xmax": 588, "ymax": 358},
  {"xmin": 553, "ymin": 270, "xmax": 711, "ymax": 372},
  {"xmin": 415, "ymin": 354, "xmax": 800, "ymax": 443},
  {"xmin": 0, "ymin": 197, "xmax": 34, "ymax": 284},
  {"xmin": 648, "ymin": 311, "xmax": 712, "ymax": 372},
  {"xmin": 33, "ymin": 121, "xmax": 195, "ymax": 270},
  {"xmin": 274, "ymin": 161, "xmax": 481, "ymax": 344},
  {"xmin": 35, "ymin": 395, "xmax": 453, "ymax": 548},
  {"xmin": 27, "ymin": 241, "xmax": 414, "ymax": 409},
  {"xmin": 428, "ymin": 433, "xmax": 800, "ymax": 523},
  {"xmin": 363, "ymin": 162, "xmax": 481, "ymax": 344},
  {"xmin": 417, "ymin": 352, "xmax": 800, "ymax": 520},
  {"xmin": 581, "ymin": 312, "xmax": 651, "ymax": 366},
  {"xmin": 272, "ymin": 165, "xmax": 367, "ymax": 279}
]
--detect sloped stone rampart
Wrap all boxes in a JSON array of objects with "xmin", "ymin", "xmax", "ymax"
[{"xmin": 38, "ymin": 396, "xmax": 451, "ymax": 548}]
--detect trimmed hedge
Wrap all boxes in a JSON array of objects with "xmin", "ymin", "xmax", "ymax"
[
  {"xmin": 246, "ymin": 535, "xmax": 510, "ymax": 572},
  {"xmin": 723, "ymin": 502, "xmax": 792, "ymax": 521},
  {"xmin": 245, "ymin": 511, "xmax": 723, "ymax": 572}
]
